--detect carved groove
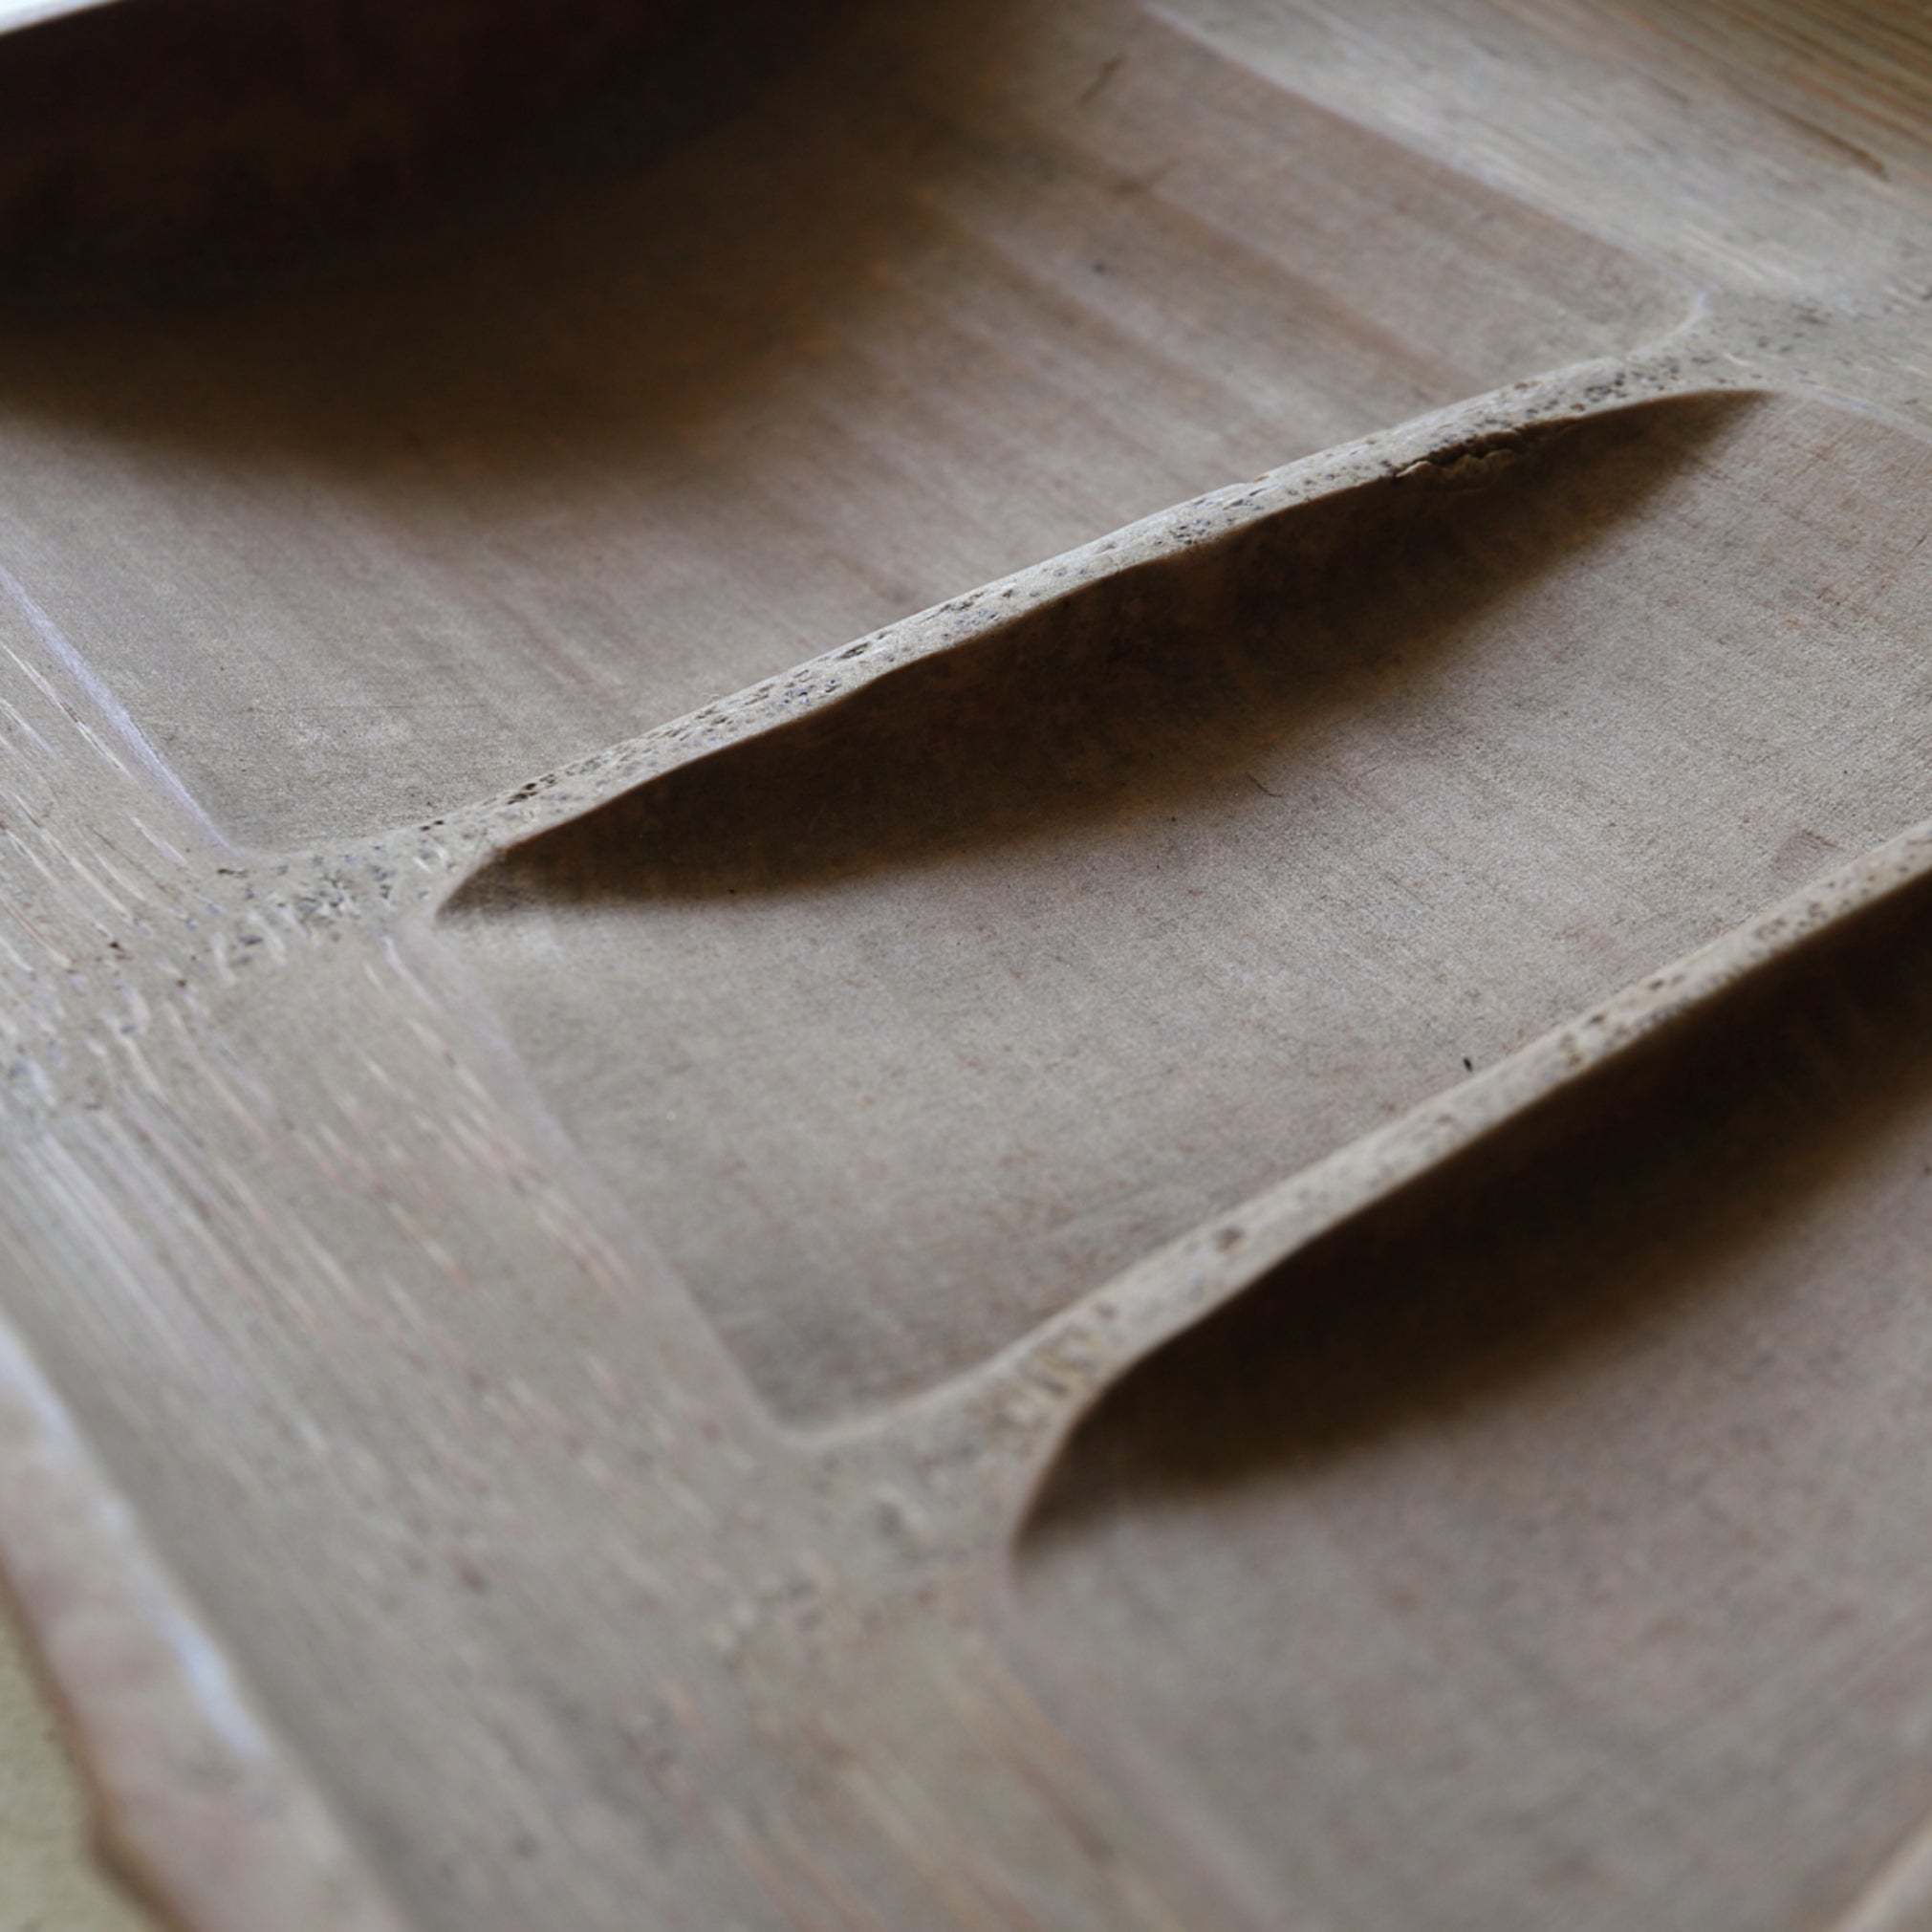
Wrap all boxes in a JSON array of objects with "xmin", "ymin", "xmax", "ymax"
[
  {"xmin": 447, "ymin": 391, "xmax": 1932, "ymax": 1422},
  {"xmin": 1016, "ymin": 860, "xmax": 1932, "ymax": 1932}
]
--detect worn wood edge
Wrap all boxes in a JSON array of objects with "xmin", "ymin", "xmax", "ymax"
[
  {"xmin": 0, "ymin": 1308, "xmax": 418, "ymax": 1932},
  {"xmin": 831, "ymin": 817, "xmax": 1932, "ymax": 1556},
  {"xmin": 785, "ymin": 799, "xmax": 1932, "ymax": 1932},
  {"xmin": 404, "ymin": 336, "xmax": 1718, "ymax": 901},
  {"xmin": 201, "ymin": 301, "xmax": 1932, "ymax": 929}
]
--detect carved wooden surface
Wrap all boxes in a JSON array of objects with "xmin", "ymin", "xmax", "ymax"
[{"xmin": 1, "ymin": 2, "xmax": 1931, "ymax": 1929}]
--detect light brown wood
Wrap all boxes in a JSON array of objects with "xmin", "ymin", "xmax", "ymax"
[
  {"xmin": 0, "ymin": 1581, "xmax": 151, "ymax": 1932},
  {"xmin": 0, "ymin": 3, "xmax": 1930, "ymax": 1930}
]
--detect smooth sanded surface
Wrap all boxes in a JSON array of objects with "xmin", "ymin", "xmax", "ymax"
[
  {"xmin": 449, "ymin": 393, "xmax": 1932, "ymax": 1421},
  {"xmin": 0, "ymin": 0, "xmax": 1679, "ymax": 847}
]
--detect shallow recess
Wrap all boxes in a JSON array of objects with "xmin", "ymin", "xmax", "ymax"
[
  {"xmin": 0, "ymin": 0, "xmax": 1679, "ymax": 844},
  {"xmin": 1015, "ymin": 866, "xmax": 1932, "ymax": 1932},
  {"xmin": 445, "ymin": 392, "xmax": 1932, "ymax": 1421}
]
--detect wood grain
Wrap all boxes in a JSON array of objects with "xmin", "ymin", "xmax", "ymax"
[{"xmin": 0, "ymin": 3, "xmax": 1928, "ymax": 1930}]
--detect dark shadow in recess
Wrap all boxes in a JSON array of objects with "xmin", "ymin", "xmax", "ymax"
[
  {"xmin": 451, "ymin": 395, "xmax": 1754, "ymax": 916},
  {"xmin": 0, "ymin": 0, "xmax": 861, "ymax": 286},
  {"xmin": 0, "ymin": 0, "xmax": 1008, "ymax": 465},
  {"xmin": 1020, "ymin": 845, "xmax": 1932, "ymax": 1550}
]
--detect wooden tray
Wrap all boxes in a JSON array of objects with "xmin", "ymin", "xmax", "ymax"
[{"xmin": 1, "ymin": 3, "xmax": 1930, "ymax": 1928}]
